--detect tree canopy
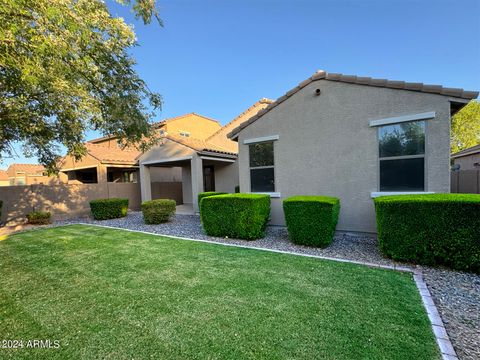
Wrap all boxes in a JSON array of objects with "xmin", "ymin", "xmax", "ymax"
[
  {"xmin": 451, "ymin": 100, "xmax": 480, "ymax": 154},
  {"xmin": 0, "ymin": 0, "xmax": 161, "ymax": 172}
]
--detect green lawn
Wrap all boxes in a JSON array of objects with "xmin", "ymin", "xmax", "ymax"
[{"xmin": 0, "ymin": 225, "xmax": 438, "ymax": 359}]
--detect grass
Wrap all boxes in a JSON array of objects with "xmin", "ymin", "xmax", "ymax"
[{"xmin": 0, "ymin": 225, "xmax": 439, "ymax": 359}]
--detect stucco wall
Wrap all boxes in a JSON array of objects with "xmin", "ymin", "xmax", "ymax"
[
  {"xmin": 166, "ymin": 114, "xmax": 221, "ymax": 140},
  {"xmin": 0, "ymin": 183, "xmax": 141, "ymax": 225},
  {"xmin": 150, "ymin": 167, "xmax": 182, "ymax": 182},
  {"xmin": 212, "ymin": 161, "xmax": 239, "ymax": 193},
  {"xmin": 237, "ymin": 80, "xmax": 452, "ymax": 233},
  {"xmin": 182, "ymin": 165, "xmax": 193, "ymax": 204}
]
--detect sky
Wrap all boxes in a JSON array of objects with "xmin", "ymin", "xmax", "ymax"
[{"xmin": 3, "ymin": 0, "xmax": 480, "ymax": 168}]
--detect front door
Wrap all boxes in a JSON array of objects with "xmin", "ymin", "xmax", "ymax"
[{"xmin": 203, "ymin": 166, "xmax": 215, "ymax": 192}]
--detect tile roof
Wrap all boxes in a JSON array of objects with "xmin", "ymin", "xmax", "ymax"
[
  {"xmin": 85, "ymin": 143, "xmax": 142, "ymax": 164},
  {"xmin": 228, "ymin": 70, "xmax": 479, "ymax": 139},
  {"xmin": 7, "ymin": 164, "xmax": 45, "ymax": 175},
  {"xmin": 166, "ymin": 134, "xmax": 237, "ymax": 157},
  {"xmin": 451, "ymin": 143, "xmax": 480, "ymax": 158},
  {"xmin": 205, "ymin": 98, "xmax": 273, "ymax": 152}
]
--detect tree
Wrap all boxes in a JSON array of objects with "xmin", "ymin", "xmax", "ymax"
[
  {"xmin": 0, "ymin": 0, "xmax": 162, "ymax": 172},
  {"xmin": 451, "ymin": 100, "xmax": 480, "ymax": 154}
]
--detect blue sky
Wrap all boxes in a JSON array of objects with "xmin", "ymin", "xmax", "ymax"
[{"xmin": 3, "ymin": 0, "xmax": 480, "ymax": 168}]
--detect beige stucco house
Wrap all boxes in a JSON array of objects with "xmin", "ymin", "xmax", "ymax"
[
  {"xmin": 0, "ymin": 170, "xmax": 9, "ymax": 186},
  {"xmin": 138, "ymin": 99, "xmax": 272, "ymax": 212},
  {"xmin": 5, "ymin": 164, "xmax": 62, "ymax": 186},
  {"xmin": 59, "ymin": 113, "xmax": 222, "ymax": 187},
  {"xmin": 228, "ymin": 70, "xmax": 478, "ymax": 233}
]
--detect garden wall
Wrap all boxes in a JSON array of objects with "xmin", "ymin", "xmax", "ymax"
[{"xmin": 0, "ymin": 183, "xmax": 142, "ymax": 224}]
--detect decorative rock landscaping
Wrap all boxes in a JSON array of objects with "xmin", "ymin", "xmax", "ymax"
[{"xmin": 56, "ymin": 211, "xmax": 480, "ymax": 360}]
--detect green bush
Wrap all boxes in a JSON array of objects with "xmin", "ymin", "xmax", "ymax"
[
  {"xmin": 197, "ymin": 192, "xmax": 227, "ymax": 209},
  {"xmin": 200, "ymin": 194, "xmax": 270, "ymax": 240},
  {"xmin": 142, "ymin": 199, "xmax": 176, "ymax": 224},
  {"xmin": 89, "ymin": 198, "xmax": 129, "ymax": 220},
  {"xmin": 27, "ymin": 211, "xmax": 52, "ymax": 225},
  {"xmin": 283, "ymin": 196, "xmax": 340, "ymax": 247},
  {"xmin": 374, "ymin": 194, "xmax": 480, "ymax": 273}
]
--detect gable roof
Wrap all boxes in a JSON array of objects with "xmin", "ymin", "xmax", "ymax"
[
  {"xmin": 165, "ymin": 134, "xmax": 237, "ymax": 157},
  {"xmin": 88, "ymin": 113, "xmax": 221, "ymax": 145},
  {"xmin": 228, "ymin": 70, "xmax": 479, "ymax": 139},
  {"xmin": 451, "ymin": 143, "xmax": 480, "ymax": 158},
  {"xmin": 7, "ymin": 164, "xmax": 45, "ymax": 176},
  {"xmin": 84, "ymin": 143, "xmax": 142, "ymax": 164},
  {"xmin": 205, "ymin": 98, "xmax": 273, "ymax": 152},
  {"xmin": 153, "ymin": 112, "xmax": 221, "ymax": 128}
]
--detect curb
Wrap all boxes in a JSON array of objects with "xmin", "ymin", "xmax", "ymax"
[
  {"xmin": 71, "ymin": 223, "xmax": 457, "ymax": 359},
  {"xmin": 413, "ymin": 270, "xmax": 458, "ymax": 360}
]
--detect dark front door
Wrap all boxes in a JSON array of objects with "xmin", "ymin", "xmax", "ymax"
[{"xmin": 203, "ymin": 166, "xmax": 215, "ymax": 192}]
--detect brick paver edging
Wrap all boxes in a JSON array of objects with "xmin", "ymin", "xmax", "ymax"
[{"xmin": 76, "ymin": 222, "xmax": 457, "ymax": 360}]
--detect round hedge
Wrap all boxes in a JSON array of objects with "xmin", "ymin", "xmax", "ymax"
[{"xmin": 141, "ymin": 199, "xmax": 176, "ymax": 224}]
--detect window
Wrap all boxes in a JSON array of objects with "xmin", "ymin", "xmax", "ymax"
[
  {"xmin": 378, "ymin": 121, "xmax": 425, "ymax": 191},
  {"xmin": 249, "ymin": 141, "xmax": 275, "ymax": 192},
  {"xmin": 179, "ymin": 131, "xmax": 190, "ymax": 137}
]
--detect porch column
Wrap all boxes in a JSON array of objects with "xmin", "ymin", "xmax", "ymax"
[
  {"xmin": 139, "ymin": 163, "xmax": 152, "ymax": 202},
  {"xmin": 191, "ymin": 155, "xmax": 204, "ymax": 212}
]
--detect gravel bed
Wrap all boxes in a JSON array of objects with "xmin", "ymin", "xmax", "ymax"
[
  {"xmin": 422, "ymin": 267, "xmax": 480, "ymax": 360},
  {"xmin": 57, "ymin": 211, "xmax": 402, "ymax": 267},
  {"xmin": 55, "ymin": 211, "xmax": 479, "ymax": 360}
]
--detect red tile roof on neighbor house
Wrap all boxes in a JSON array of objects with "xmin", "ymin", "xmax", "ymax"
[
  {"xmin": 84, "ymin": 143, "xmax": 142, "ymax": 164},
  {"xmin": 228, "ymin": 70, "xmax": 480, "ymax": 139},
  {"xmin": 451, "ymin": 143, "xmax": 480, "ymax": 158}
]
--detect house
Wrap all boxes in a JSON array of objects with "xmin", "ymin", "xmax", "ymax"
[
  {"xmin": 5, "ymin": 164, "xmax": 60, "ymax": 186},
  {"xmin": 59, "ymin": 143, "xmax": 142, "ymax": 184},
  {"xmin": 138, "ymin": 99, "xmax": 273, "ymax": 212},
  {"xmin": 227, "ymin": 70, "xmax": 479, "ymax": 233},
  {"xmin": 0, "ymin": 170, "xmax": 9, "ymax": 186},
  {"xmin": 451, "ymin": 144, "xmax": 480, "ymax": 170},
  {"xmin": 59, "ymin": 113, "xmax": 222, "ymax": 187}
]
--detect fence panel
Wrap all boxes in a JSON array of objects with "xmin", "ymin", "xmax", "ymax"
[{"xmin": 451, "ymin": 170, "xmax": 480, "ymax": 194}]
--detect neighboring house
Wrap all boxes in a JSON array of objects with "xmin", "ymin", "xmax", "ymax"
[
  {"xmin": 138, "ymin": 99, "xmax": 273, "ymax": 212},
  {"xmin": 451, "ymin": 144, "xmax": 480, "ymax": 170},
  {"xmin": 0, "ymin": 170, "xmax": 9, "ymax": 186},
  {"xmin": 59, "ymin": 113, "xmax": 221, "ymax": 185},
  {"xmin": 59, "ymin": 143, "xmax": 142, "ymax": 184},
  {"xmin": 227, "ymin": 70, "xmax": 479, "ymax": 233},
  {"xmin": 6, "ymin": 164, "xmax": 61, "ymax": 186}
]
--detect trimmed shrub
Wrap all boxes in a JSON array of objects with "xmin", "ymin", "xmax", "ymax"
[
  {"xmin": 283, "ymin": 196, "xmax": 340, "ymax": 247},
  {"xmin": 197, "ymin": 192, "xmax": 227, "ymax": 209},
  {"xmin": 374, "ymin": 194, "xmax": 480, "ymax": 273},
  {"xmin": 142, "ymin": 199, "xmax": 176, "ymax": 224},
  {"xmin": 89, "ymin": 198, "xmax": 129, "ymax": 220},
  {"xmin": 27, "ymin": 211, "xmax": 52, "ymax": 225},
  {"xmin": 200, "ymin": 194, "xmax": 270, "ymax": 240}
]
